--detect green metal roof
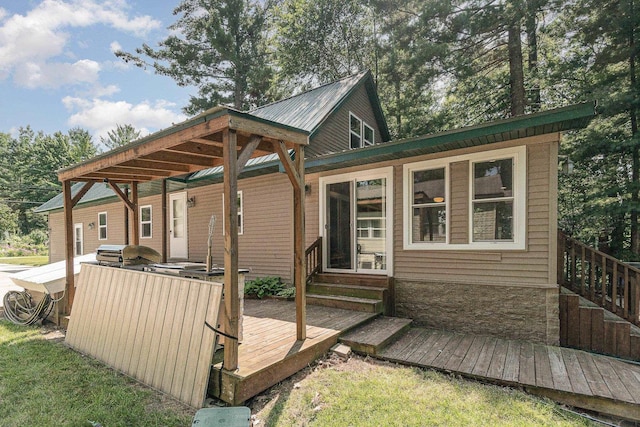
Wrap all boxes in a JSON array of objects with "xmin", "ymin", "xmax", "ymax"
[
  {"xmin": 35, "ymin": 180, "xmax": 187, "ymax": 213},
  {"xmin": 304, "ymin": 101, "xmax": 597, "ymax": 173},
  {"xmin": 251, "ymin": 71, "xmax": 390, "ymax": 141}
]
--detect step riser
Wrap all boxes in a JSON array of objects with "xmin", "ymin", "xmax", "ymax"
[
  {"xmin": 308, "ymin": 284, "xmax": 386, "ymax": 300},
  {"xmin": 314, "ymin": 273, "xmax": 389, "ymax": 288},
  {"xmin": 560, "ymin": 291, "xmax": 640, "ymax": 362},
  {"xmin": 338, "ymin": 317, "xmax": 413, "ymax": 356},
  {"xmin": 307, "ymin": 296, "xmax": 382, "ymax": 313},
  {"xmin": 341, "ymin": 322, "xmax": 412, "ymax": 355}
]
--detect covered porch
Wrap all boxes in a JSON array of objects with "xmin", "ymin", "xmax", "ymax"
[{"xmin": 57, "ymin": 107, "xmax": 309, "ymax": 385}]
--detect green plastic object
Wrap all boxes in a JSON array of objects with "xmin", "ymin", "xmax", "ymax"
[{"xmin": 191, "ymin": 407, "xmax": 251, "ymax": 427}]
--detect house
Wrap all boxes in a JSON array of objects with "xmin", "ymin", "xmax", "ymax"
[{"xmin": 36, "ymin": 71, "xmax": 596, "ymax": 347}]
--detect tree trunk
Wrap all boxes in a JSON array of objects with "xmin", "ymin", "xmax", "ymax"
[
  {"xmin": 630, "ymin": 0, "xmax": 639, "ymax": 255},
  {"xmin": 525, "ymin": 0, "xmax": 540, "ymax": 112},
  {"xmin": 508, "ymin": 21, "xmax": 526, "ymax": 116}
]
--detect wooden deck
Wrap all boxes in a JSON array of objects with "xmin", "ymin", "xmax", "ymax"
[
  {"xmin": 377, "ymin": 328, "xmax": 640, "ymax": 421},
  {"xmin": 210, "ymin": 299, "xmax": 378, "ymax": 405}
]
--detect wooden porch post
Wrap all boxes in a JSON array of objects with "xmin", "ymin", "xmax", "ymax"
[
  {"xmin": 293, "ymin": 145, "xmax": 306, "ymax": 340},
  {"xmin": 124, "ymin": 188, "xmax": 129, "ymax": 245},
  {"xmin": 223, "ymin": 129, "xmax": 239, "ymax": 371},
  {"xmin": 161, "ymin": 179, "xmax": 167, "ymax": 263},
  {"xmin": 62, "ymin": 180, "xmax": 75, "ymax": 311},
  {"xmin": 273, "ymin": 141, "xmax": 307, "ymax": 341},
  {"xmin": 131, "ymin": 182, "xmax": 139, "ymax": 245}
]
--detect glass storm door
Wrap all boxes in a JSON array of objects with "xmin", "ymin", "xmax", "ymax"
[
  {"xmin": 169, "ymin": 192, "xmax": 188, "ymax": 259},
  {"xmin": 326, "ymin": 181, "xmax": 353, "ymax": 270},
  {"xmin": 322, "ymin": 169, "xmax": 392, "ymax": 275}
]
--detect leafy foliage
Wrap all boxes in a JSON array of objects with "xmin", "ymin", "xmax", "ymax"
[
  {"xmin": 244, "ymin": 276, "xmax": 295, "ymax": 298},
  {"xmin": 116, "ymin": 0, "xmax": 275, "ymax": 113},
  {"xmin": 100, "ymin": 124, "xmax": 141, "ymax": 150}
]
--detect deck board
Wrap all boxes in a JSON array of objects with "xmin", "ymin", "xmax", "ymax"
[
  {"xmin": 211, "ymin": 299, "xmax": 377, "ymax": 404},
  {"xmin": 329, "ymin": 323, "xmax": 640, "ymax": 421}
]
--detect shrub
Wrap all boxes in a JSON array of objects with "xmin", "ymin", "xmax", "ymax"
[{"xmin": 244, "ymin": 277, "xmax": 295, "ymax": 299}]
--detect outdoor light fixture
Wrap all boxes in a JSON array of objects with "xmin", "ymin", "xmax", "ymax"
[
  {"xmin": 187, "ymin": 196, "xmax": 196, "ymax": 208},
  {"xmin": 88, "ymin": 222, "xmax": 95, "ymax": 230},
  {"xmin": 433, "ymin": 197, "xmax": 444, "ymax": 203}
]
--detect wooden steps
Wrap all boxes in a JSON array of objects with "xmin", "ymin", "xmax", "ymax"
[
  {"xmin": 560, "ymin": 287, "xmax": 640, "ymax": 362},
  {"xmin": 339, "ymin": 316, "xmax": 413, "ymax": 355},
  {"xmin": 306, "ymin": 294, "xmax": 383, "ymax": 313},
  {"xmin": 307, "ymin": 273, "xmax": 393, "ymax": 315}
]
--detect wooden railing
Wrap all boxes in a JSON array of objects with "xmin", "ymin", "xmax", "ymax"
[
  {"xmin": 558, "ymin": 230, "xmax": 640, "ymax": 326},
  {"xmin": 305, "ymin": 236, "xmax": 322, "ymax": 283}
]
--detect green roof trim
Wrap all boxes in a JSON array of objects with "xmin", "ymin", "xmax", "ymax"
[{"xmin": 304, "ymin": 102, "xmax": 596, "ymax": 173}]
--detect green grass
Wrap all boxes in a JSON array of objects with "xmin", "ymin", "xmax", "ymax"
[
  {"xmin": 0, "ymin": 321, "xmax": 194, "ymax": 427},
  {"xmin": 256, "ymin": 357, "xmax": 596, "ymax": 427},
  {"xmin": 0, "ymin": 255, "xmax": 50, "ymax": 266}
]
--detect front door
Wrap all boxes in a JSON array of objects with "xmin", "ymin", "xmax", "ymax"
[
  {"xmin": 169, "ymin": 192, "xmax": 188, "ymax": 259},
  {"xmin": 321, "ymin": 167, "xmax": 393, "ymax": 275}
]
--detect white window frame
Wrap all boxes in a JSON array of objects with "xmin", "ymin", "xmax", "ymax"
[
  {"xmin": 222, "ymin": 191, "xmax": 244, "ymax": 235},
  {"xmin": 363, "ymin": 123, "xmax": 375, "ymax": 146},
  {"xmin": 403, "ymin": 145, "xmax": 527, "ymax": 251},
  {"xmin": 98, "ymin": 212, "xmax": 107, "ymax": 241},
  {"xmin": 469, "ymin": 146, "xmax": 526, "ymax": 250},
  {"xmin": 74, "ymin": 223, "xmax": 83, "ymax": 256},
  {"xmin": 349, "ymin": 112, "xmax": 362, "ymax": 149},
  {"xmin": 140, "ymin": 205, "xmax": 152, "ymax": 239},
  {"xmin": 403, "ymin": 159, "xmax": 450, "ymax": 249}
]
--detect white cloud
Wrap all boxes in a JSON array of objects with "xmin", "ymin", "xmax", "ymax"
[
  {"xmin": 62, "ymin": 96, "xmax": 186, "ymax": 141},
  {"xmin": 109, "ymin": 41, "xmax": 122, "ymax": 53},
  {"xmin": 0, "ymin": 0, "xmax": 161, "ymax": 88},
  {"xmin": 13, "ymin": 59, "xmax": 101, "ymax": 88}
]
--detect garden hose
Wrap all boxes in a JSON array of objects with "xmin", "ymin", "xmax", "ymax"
[{"xmin": 2, "ymin": 290, "xmax": 55, "ymax": 325}]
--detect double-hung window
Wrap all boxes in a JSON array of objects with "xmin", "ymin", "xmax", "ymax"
[
  {"xmin": 472, "ymin": 159, "xmax": 514, "ymax": 242},
  {"xmin": 404, "ymin": 160, "xmax": 448, "ymax": 248},
  {"xmin": 403, "ymin": 146, "xmax": 526, "ymax": 250},
  {"xmin": 140, "ymin": 205, "xmax": 152, "ymax": 238},
  {"xmin": 98, "ymin": 212, "xmax": 107, "ymax": 240}
]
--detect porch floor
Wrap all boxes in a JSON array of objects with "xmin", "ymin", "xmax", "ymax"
[
  {"xmin": 375, "ymin": 328, "xmax": 640, "ymax": 421},
  {"xmin": 209, "ymin": 299, "xmax": 378, "ymax": 405}
]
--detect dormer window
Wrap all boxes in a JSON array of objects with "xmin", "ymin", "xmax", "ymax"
[{"xmin": 350, "ymin": 112, "xmax": 375, "ymax": 149}]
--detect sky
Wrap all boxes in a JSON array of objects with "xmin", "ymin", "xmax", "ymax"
[{"xmin": 0, "ymin": 0, "xmax": 196, "ymax": 145}]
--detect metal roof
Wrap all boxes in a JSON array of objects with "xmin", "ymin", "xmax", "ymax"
[
  {"xmin": 35, "ymin": 178, "xmax": 187, "ymax": 213},
  {"xmin": 251, "ymin": 71, "xmax": 390, "ymax": 141}
]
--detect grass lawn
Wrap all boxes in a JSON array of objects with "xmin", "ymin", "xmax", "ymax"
[
  {"xmin": 0, "ymin": 321, "xmax": 194, "ymax": 427},
  {"xmin": 0, "ymin": 320, "xmax": 597, "ymax": 427},
  {"xmin": 252, "ymin": 356, "xmax": 596, "ymax": 427},
  {"xmin": 0, "ymin": 255, "xmax": 49, "ymax": 266}
]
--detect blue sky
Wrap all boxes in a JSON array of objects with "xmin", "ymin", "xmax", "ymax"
[{"xmin": 0, "ymin": 0, "xmax": 196, "ymax": 145}]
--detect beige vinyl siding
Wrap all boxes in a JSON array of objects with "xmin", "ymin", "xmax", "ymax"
[
  {"xmin": 394, "ymin": 138, "xmax": 556, "ymax": 286},
  {"xmin": 449, "ymin": 161, "xmax": 469, "ymax": 244},
  {"xmin": 305, "ymin": 173, "xmax": 321, "ymax": 247},
  {"xmin": 309, "ymin": 84, "xmax": 385, "ymax": 157},
  {"xmin": 187, "ymin": 174, "xmax": 294, "ymax": 281},
  {"xmin": 47, "ymin": 195, "xmax": 163, "ymax": 262},
  {"xmin": 137, "ymin": 194, "xmax": 163, "ymax": 253}
]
